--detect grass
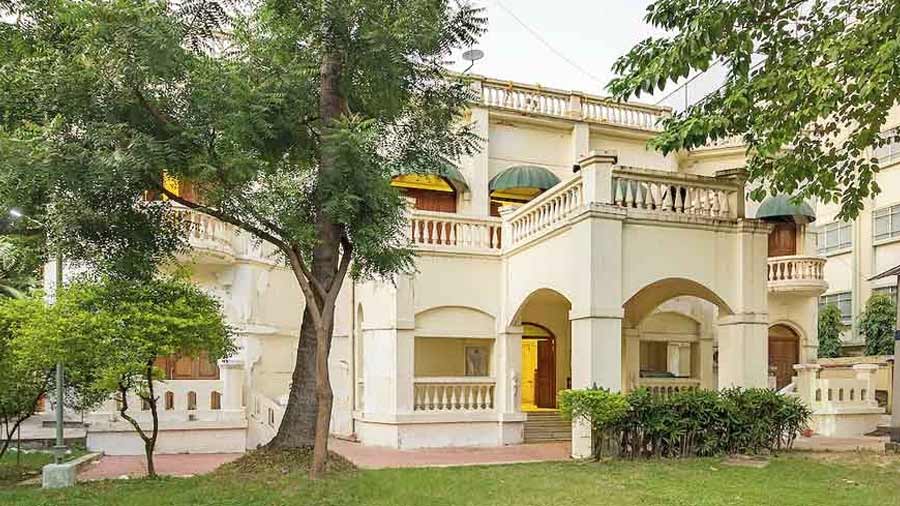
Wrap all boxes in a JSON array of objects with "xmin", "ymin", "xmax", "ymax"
[
  {"xmin": 0, "ymin": 447, "xmax": 86, "ymax": 487},
  {"xmin": 1, "ymin": 450, "xmax": 899, "ymax": 505}
]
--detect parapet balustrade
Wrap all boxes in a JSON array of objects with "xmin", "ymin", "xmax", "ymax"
[
  {"xmin": 413, "ymin": 377, "xmax": 496, "ymax": 412},
  {"xmin": 505, "ymin": 175, "xmax": 585, "ymax": 249},
  {"xmin": 172, "ymin": 205, "xmax": 237, "ymax": 263},
  {"xmin": 477, "ymin": 77, "xmax": 666, "ymax": 131},
  {"xmin": 408, "ymin": 210, "xmax": 502, "ymax": 254},
  {"xmin": 635, "ymin": 378, "xmax": 701, "ymax": 398},
  {"xmin": 766, "ymin": 255, "xmax": 827, "ymax": 295},
  {"xmin": 610, "ymin": 166, "xmax": 739, "ymax": 219}
]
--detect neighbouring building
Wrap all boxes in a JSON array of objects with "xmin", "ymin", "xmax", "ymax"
[
  {"xmin": 49, "ymin": 76, "xmax": 833, "ymax": 458},
  {"xmin": 816, "ymin": 111, "xmax": 900, "ymax": 353}
]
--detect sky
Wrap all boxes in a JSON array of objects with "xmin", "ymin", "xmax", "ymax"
[{"xmin": 446, "ymin": 0, "xmax": 726, "ymax": 109}]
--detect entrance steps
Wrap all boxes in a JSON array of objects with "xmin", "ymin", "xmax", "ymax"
[{"xmin": 523, "ymin": 411, "xmax": 571, "ymax": 443}]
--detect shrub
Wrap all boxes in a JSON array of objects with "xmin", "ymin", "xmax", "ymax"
[
  {"xmin": 859, "ymin": 293, "xmax": 896, "ymax": 356},
  {"xmin": 817, "ymin": 304, "xmax": 845, "ymax": 358},
  {"xmin": 558, "ymin": 387, "xmax": 811, "ymax": 460}
]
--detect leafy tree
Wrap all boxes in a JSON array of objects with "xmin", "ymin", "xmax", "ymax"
[
  {"xmin": 43, "ymin": 277, "xmax": 235, "ymax": 478},
  {"xmin": 859, "ymin": 293, "xmax": 896, "ymax": 356},
  {"xmin": 0, "ymin": 0, "xmax": 484, "ymax": 476},
  {"xmin": 609, "ymin": 0, "xmax": 900, "ymax": 219},
  {"xmin": 817, "ymin": 304, "xmax": 844, "ymax": 359}
]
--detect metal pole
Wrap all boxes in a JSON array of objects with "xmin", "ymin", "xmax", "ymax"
[
  {"xmin": 891, "ymin": 275, "xmax": 900, "ymax": 443},
  {"xmin": 53, "ymin": 252, "xmax": 66, "ymax": 464}
]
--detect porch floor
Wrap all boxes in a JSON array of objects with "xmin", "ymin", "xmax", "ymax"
[{"xmin": 330, "ymin": 439, "xmax": 571, "ymax": 469}]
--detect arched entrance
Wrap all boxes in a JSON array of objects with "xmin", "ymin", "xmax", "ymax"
[
  {"xmin": 521, "ymin": 323, "xmax": 556, "ymax": 410},
  {"xmin": 768, "ymin": 324, "xmax": 800, "ymax": 389}
]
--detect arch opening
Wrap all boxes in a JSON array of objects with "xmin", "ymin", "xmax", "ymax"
[{"xmin": 511, "ymin": 289, "xmax": 572, "ymax": 411}]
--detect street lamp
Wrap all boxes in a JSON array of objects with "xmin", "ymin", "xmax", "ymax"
[{"xmin": 8, "ymin": 209, "xmax": 67, "ymax": 465}]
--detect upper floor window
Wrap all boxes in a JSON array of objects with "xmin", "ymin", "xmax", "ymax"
[
  {"xmin": 873, "ymin": 204, "xmax": 900, "ymax": 242},
  {"xmin": 874, "ymin": 128, "xmax": 900, "ymax": 166},
  {"xmin": 872, "ymin": 285, "xmax": 898, "ymax": 305},
  {"xmin": 819, "ymin": 292, "xmax": 852, "ymax": 324},
  {"xmin": 817, "ymin": 221, "xmax": 851, "ymax": 254}
]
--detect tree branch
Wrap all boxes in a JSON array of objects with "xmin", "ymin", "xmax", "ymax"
[
  {"xmin": 131, "ymin": 85, "xmax": 175, "ymax": 129},
  {"xmin": 117, "ymin": 382, "xmax": 151, "ymax": 445},
  {"xmin": 328, "ymin": 233, "xmax": 352, "ymax": 302}
]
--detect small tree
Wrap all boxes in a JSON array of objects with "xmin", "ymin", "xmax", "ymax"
[
  {"xmin": 48, "ymin": 277, "xmax": 234, "ymax": 478},
  {"xmin": 817, "ymin": 304, "xmax": 845, "ymax": 359},
  {"xmin": 0, "ymin": 297, "xmax": 49, "ymax": 460},
  {"xmin": 859, "ymin": 293, "xmax": 896, "ymax": 356}
]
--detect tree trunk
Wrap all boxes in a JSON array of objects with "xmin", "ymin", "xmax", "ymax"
[
  {"xmin": 267, "ymin": 310, "xmax": 318, "ymax": 449},
  {"xmin": 145, "ymin": 365, "xmax": 159, "ymax": 478}
]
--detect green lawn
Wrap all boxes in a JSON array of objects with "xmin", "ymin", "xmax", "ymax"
[
  {"xmin": 0, "ymin": 447, "xmax": 87, "ymax": 487},
  {"xmin": 1, "ymin": 451, "xmax": 899, "ymax": 505}
]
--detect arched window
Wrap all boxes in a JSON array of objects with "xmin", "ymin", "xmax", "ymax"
[
  {"xmin": 211, "ymin": 391, "xmax": 222, "ymax": 410},
  {"xmin": 165, "ymin": 392, "xmax": 175, "ymax": 410},
  {"xmin": 187, "ymin": 391, "xmax": 197, "ymax": 411}
]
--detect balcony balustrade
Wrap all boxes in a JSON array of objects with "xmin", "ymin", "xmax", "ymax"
[
  {"xmin": 767, "ymin": 255, "xmax": 828, "ymax": 295},
  {"xmin": 172, "ymin": 206, "xmax": 236, "ymax": 264},
  {"xmin": 413, "ymin": 377, "xmax": 496, "ymax": 412}
]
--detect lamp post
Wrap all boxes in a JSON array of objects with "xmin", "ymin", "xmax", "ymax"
[{"xmin": 9, "ymin": 209, "xmax": 66, "ymax": 464}]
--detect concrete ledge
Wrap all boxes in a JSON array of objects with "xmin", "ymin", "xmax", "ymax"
[{"xmin": 42, "ymin": 452, "xmax": 102, "ymax": 489}]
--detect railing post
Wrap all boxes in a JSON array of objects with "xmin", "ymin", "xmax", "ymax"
[
  {"xmin": 714, "ymin": 168, "xmax": 748, "ymax": 219},
  {"xmin": 792, "ymin": 363, "xmax": 822, "ymax": 406},
  {"xmin": 852, "ymin": 364, "xmax": 879, "ymax": 407},
  {"xmin": 578, "ymin": 150, "xmax": 618, "ymax": 205},
  {"xmin": 219, "ymin": 359, "xmax": 245, "ymax": 411},
  {"xmin": 567, "ymin": 93, "xmax": 584, "ymax": 120}
]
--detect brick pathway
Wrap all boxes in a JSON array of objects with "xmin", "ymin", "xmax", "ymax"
[
  {"xmin": 77, "ymin": 453, "xmax": 243, "ymax": 481},
  {"xmin": 329, "ymin": 439, "xmax": 571, "ymax": 469}
]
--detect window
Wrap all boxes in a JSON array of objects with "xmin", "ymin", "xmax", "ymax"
[
  {"xmin": 873, "ymin": 285, "xmax": 897, "ymax": 305},
  {"xmin": 819, "ymin": 292, "xmax": 852, "ymax": 323},
  {"xmin": 817, "ymin": 221, "xmax": 852, "ymax": 254},
  {"xmin": 873, "ymin": 204, "xmax": 900, "ymax": 241},
  {"xmin": 874, "ymin": 128, "xmax": 900, "ymax": 165}
]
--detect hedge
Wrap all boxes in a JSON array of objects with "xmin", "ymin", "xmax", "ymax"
[{"xmin": 559, "ymin": 387, "xmax": 811, "ymax": 460}]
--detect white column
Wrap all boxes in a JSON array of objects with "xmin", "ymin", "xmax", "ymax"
[
  {"xmin": 219, "ymin": 360, "xmax": 245, "ymax": 411},
  {"xmin": 717, "ymin": 313, "xmax": 769, "ymax": 388},
  {"xmin": 667, "ymin": 343, "xmax": 681, "ymax": 376},
  {"xmin": 579, "ymin": 150, "xmax": 617, "ymax": 204},
  {"xmin": 696, "ymin": 335, "xmax": 715, "ymax": 390},
  {"xmin": 495, "ymin": 326, "xmax": 523, "ymax": 415},
  {"xmin": 623, "ymin": 327, "xmax": 640, "ymax": 392},
  {"xmin": 570, "ymin": 312, "xmax": 623, "ymax": 458}
]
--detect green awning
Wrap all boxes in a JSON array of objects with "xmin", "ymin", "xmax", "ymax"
[
  {"xmin": 489, "ymin": 165, "xmax": 561, "ymax": 193},
  {"xmin": 394, "ymin": 160, "xmax": 469, "ymax": 193},
  {"xmin": 756, "ymin": 194, "xmax": 816, "ymax": 224}
]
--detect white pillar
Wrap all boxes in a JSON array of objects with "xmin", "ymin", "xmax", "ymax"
[
  {"xmin": 579, "ymin": 150, "xmax": 617, "ymax": 204},
  {"xmin": 853, "ymin": 364, "xmax": 879, "ymax": 408},
  {"xmin": 570, "ymin": 312, "xmax": 623, "ymax": 458},
  {"xmin": 792, "ymin": 363, "xmax": 822, "ymax": 406},
  {"xmin": 219, "ymin": 360, "xmax": 245, "ymax": 411},
  {"xmin": 495, "ymin": 326, "xmax": 523, "ymax": 414},
  {"xmin": 717, "ymin": 313, "xmax": 769, "ymax": 389},
  {"xmin": 667, "ymin": 343, "xmax": 681, "ymax": 376},
  {"xmin": 697, "ymin": 336, "xmax": 715, "ymax": 389},
  {"xmin": 623, "ymin": 327, "xmax": 640, "ymax": 392}
]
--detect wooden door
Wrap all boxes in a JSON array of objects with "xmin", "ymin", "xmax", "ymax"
[
  {"xmin": 768, "ymin": 223, "xmax": 797, "ymax": 257},
  {"xmin": 405, "ymin": 188, "xmax": 457, "ymax": 213},
  {"xmin": 534, "ymin": 340, "xmax": 557, "ymax": 408},
  {"xmin": 768, "ymin": 325, "xmax": 799, "ymax": 389}
]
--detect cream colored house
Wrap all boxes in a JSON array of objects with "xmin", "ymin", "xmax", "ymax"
[
  {"xmin": 815, "ymin": 109, "xmax": 900, "ymax": 352},
  {"xmin": 73, "ymin": 77, "xmax": 829, "ymax": 458}
]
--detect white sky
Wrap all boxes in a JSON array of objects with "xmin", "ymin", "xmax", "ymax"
[{"xmin": 447, "ymin": 0, "xmax": 725, "ymax": 109}]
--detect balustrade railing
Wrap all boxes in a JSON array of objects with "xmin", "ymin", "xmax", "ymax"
[
  {"xmin": 413, "ymin": 377, "xmax": 495, "ymax": 412},
  {"xmin": 610, "ymin": 167, "xmax": 738, "ymax": 219},
  {"xmin": 477, "ymin": 78, "xmax": 666, "ymax": 131},
  {"xmin": 506, "ymin": 175, "xmax": 585, "ymax": 249},
  {"xmin": 409, "ymin": 210, "xmax": 502, "ymax": 253},
  {"xmin": 637, "ymin": 378, "xmax": 701, "ymax": 398},
  {"xmin": 172, "ymin": 206, "xmax": 236, "ymax": 259},
  {"xmin": 767, "ymin": 256, "xmax": 826, "ymax": 284}
]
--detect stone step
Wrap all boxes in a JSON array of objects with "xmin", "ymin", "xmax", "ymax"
[{"xmin": 524, "ymin": 411, "xmax": 570, "ymax": 442}]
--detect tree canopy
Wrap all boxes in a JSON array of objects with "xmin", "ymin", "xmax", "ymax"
[
  {"xmin": 858, "ymin": 293, "xmax": 896, "ymax": 356},
  {"xmin": 609, "ymin": 0, "xmax": 900, "ymax": 219}
]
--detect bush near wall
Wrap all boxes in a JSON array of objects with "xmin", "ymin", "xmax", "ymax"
[{"xmin": 559, "ymin": 387, "xmax": 811, "ymax": 460}]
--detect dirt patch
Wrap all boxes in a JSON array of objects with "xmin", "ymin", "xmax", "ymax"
[{"xmin": 216, "ymin": 448, "xmax": 356, "ymax": 478}]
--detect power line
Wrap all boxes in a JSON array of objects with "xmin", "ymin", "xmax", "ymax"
[{"xmin": 491, "ymin": 0, "xmax": 605, "ymax": 86}]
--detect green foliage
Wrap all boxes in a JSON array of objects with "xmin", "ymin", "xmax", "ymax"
[
  {"xmin": 559, "ymin": 387, "xmax": 810, "ymax": 460},
  {"xmin": 859, "ymin": 293, "xmax": 896, "ymax": 356},
  {"xmin": 817, "ymin": 304, "xmax": 845, "ymax": 358},
  {"xmin": 609, "ymin": 0, "xmax": 900, "ymax": 220}
]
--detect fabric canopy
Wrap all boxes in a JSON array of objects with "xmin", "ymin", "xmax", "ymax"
[
  {"xmin": 756, "ymin": 194, "xmax": 816, "ymax": 224},
  {"xmin": 489, "ymin": 165, "xmax": 561, "ymax": 193}
]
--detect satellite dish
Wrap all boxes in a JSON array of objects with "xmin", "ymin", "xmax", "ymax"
[{"xmin": 462, "ymin": 49, "xmax": 484, "ymax": 73}]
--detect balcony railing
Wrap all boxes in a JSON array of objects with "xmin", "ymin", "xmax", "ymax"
[
  {"xmin": 413, "ymin": 377, "xmax": 496, "ymax": 412},
  {"xmin": 767, "ymin": 255, "xmax": 827, "ymax": 295},
  {"xmin": 505, "ymin": 175, "xmax": 585, "ymax": 249},
  {"xmin": 476, "ymin": 77, "xmax": 667, "ymax": 131},
  {"xmin": 409, "ymin": 210, "xmax": 502, "ymax": 254},
  {"xmin": 636, "ymin": 378, "xmax": 701, "ymax": 398},
  {"xmin": 172, "ymin": 206, "xmax": 236, "ymax": 263},
  {"xmin": 610, "ymin": 166, "xmax": 740, "ymax": 220}
]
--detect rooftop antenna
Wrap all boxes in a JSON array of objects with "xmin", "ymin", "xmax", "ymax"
[{"xmin": 462, "ymin": 48, "xmax": 484, "ymax": 74}]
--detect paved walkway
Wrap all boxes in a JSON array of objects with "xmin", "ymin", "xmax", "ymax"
[
  {"xmin": 329, "ymin": 439, "xmax": 571, "ymax": 469},
  {"xmin": 793, "ymin": 434, "xmax": 887, "ymax": 452},
  {"xmin": 77, "ymin": 453, "xmax": 243, "ymax": 481}
]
